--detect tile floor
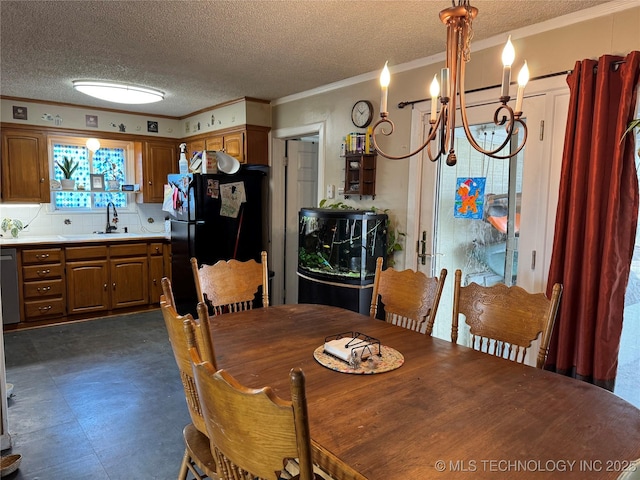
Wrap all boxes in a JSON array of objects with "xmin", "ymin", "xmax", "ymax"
[{"xmin": 2, "ymin": 311, "xmax": 189, "ymax": 480}]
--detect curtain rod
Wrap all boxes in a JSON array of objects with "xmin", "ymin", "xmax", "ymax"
[
  {"xmin": 397, "ymin": 70, "xmax": 572, "ymax": 109},
  {"xmin": 397, "ymin": 59, "xmax": 629, "ymax": 109}
]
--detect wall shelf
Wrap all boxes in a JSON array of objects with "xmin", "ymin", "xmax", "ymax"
[{"xmin": 343, "ymin": 153, "xmax": 376, "ymax": 199}]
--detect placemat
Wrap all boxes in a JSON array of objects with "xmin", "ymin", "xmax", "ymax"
[{"xmin": 313, "ymin": 345, "xmax": 404, "ymax": 375}]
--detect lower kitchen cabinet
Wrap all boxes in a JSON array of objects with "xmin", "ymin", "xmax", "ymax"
[
  {"xmin": 20, "ymin": 247, "xmax": 65, "ymax": 322},
  {"xmin": 110, "ymin": 253, "xmax": 149, "ymax": 308},
  {"xmin": 148, "ymin": 242, "xmax": 165, "ymax": 304},
  {"xmin": 11, "ymin": 239, "xmax": 169, "ymax": 328},
  {"xmin": 66, "ymin": 243, "xmax": 148, "ymax": 313},
  {"xmin": 66, "ymin": 260, "xmax": 110, "ymax": 313}
]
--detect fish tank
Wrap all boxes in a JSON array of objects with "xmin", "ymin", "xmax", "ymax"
[{"xmin": 298, "ymin": 208, "xmax": 388, "ymax": 314}]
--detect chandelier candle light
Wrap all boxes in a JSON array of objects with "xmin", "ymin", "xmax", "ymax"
[{"xmin": 373, "ymin": 0, "xmax": 529, "ymax": 166}]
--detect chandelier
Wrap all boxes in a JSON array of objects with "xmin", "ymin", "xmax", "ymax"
[{"xmin": 372, "ymin": 0, "xmax": 529, "ymax": 166}]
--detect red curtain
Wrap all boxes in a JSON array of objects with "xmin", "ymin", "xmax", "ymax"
[{"xmin": 545, "ymin": 51, "xmax": 640, "ymax": 391}]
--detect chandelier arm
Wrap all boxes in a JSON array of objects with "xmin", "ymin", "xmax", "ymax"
[
  {"xmin": 457, "ymin": 58, "xmax": 529, "ymax": 159},
  {"xmin": 371, "ymin": 114, "xmax": 441, "ymax": 161}
]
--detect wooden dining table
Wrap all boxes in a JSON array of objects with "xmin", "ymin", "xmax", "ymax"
[{"xmin": 206, "ymin": 304, "xmax": 640, "ymax": 479}]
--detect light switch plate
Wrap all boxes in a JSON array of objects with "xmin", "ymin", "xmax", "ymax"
[{"xmin": 326, "ymin": 184, "xmax": 335, "ymax": 199}]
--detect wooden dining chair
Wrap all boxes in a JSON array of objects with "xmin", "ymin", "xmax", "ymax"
[
  {"xmin": 451, "ymin": 269, "xmax": 563, "ymax": 368},
  {"xmin": 161, "ymin": 277, "xmax": 218, "ymax": 480},
  {"xmin": 191, "ymin": 251, "xmax": 269, "ymax": 316},
  {"xmin": 188, "ymin": 335, "xmax": 318, "ymax": 480},
  {"xmin": 369, "ymin": 257, "xmax": 447, "ymax": 335}
]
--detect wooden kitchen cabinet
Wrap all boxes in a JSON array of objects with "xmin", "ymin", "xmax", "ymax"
[
  {"xmin": 202, "ymin": 126, "xmax": 268, "ymax": 165},
  {"xmin": 186, "ymin": 139, "xmax": 205, "ymax": 160},
  {"xmin": 111, "ymin": 257, "xmax": 148, "ymax": 308},
  {"xmin": 205, "ymin": 132, "xmax": 243, "ymax": 162},
  {"xmin": 20, "ymin": 248, "xmax": 65, "ymax": 321},
  {"xmin": 66, "ymin": 243, "xmax": 148, "ymax": 313},
  {"xmin": 10, "ymin": 238, "xmax": 170, "ymax": 329},
  {"xmin": 1, "ymin": 128, "xmax": 50, "ymax": 202},
  {"xmin": 65, "ymin": 246, "xmax": 110, "ymax": 314},
  {"xmin": 141, "ymin": 140, "xmax": 177, "ymax": 203},
  {"xmin": 148, "ymin": 242, "xmax": 165, "ymax": 304}
]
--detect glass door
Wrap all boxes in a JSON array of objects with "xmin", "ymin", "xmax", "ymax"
[{"xmin": 415, "ymin": 94, "xmax": 547, "ymax": 345}]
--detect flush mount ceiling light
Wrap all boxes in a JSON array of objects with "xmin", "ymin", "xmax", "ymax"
[{"xmin": 72, "ymin": 80, "xmax": 164, "ymax": 104}]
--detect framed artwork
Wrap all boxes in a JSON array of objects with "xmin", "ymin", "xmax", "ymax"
[
  {"xmin": 12, "ymin": 106, "xmax": 27, "ymax": 120},
  {"xmin": 86, "ymin": 115, "xmax": 98, "ymax": 128},
  {"xmin": 454, "ymin": 177, "xmax": 486, "ymax": 219},
  {"xmin": 147, "ymin": 121, "xmax": 158, "ymax": 133},
  {"xmin": 90, "ymin": 174, "xmax": 105, "ymax": 191}
]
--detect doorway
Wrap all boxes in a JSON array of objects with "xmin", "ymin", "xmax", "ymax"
[
  {"xmin": 284, "ymin": 138, "xmax": 319, "ymax": 304},
  {"xmin": 271, "ymin": 122, "xmax": 325, "ymax": 305},
  {"xmin": 406, "ymin": 77, "xmax": 560, "ymax": 364}
]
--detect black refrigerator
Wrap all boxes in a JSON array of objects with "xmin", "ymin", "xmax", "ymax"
[{"xmin": 167, "ymin": 165, "xmax": 269, "ymax": 315}]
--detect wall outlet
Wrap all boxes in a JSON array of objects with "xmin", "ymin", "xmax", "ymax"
[
  {"xmin": 326, "ymin": 184, "xmax": 335, "ymax": 199},
  {"xmin": 337, "ymin": 187, "xmax": 344, "ymax": 196}
]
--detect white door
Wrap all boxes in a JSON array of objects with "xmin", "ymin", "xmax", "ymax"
[
  {"xmin": 412, "ymin": 91, "xmax": 550, "ymax": 345},
  {"xmin": 285, "ymin": 139, "xmax": 318, "ymax": 304}
]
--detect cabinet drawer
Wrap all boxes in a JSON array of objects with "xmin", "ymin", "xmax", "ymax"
[
  {"xmin": 23, "ymin": 278, "xmax": 64, "ymax": 299},
  {"xmin": 22, "ymin": 248, "xmax": 62, "ymax": 264},
  {"xmin": 22, "ymin": 263, "xmax": 64, "ymax": 280},
  {"xmin": 149, "ymin": 243, "xmax": 164, "ymax": 256},
  {"xmin": 110, "ymin": 243, "xmax": 147, "ymax": 257},
  {"xmin": 66, "ymin": 245, "xmax": 108, "ymax": 261},
  {"xmin": 24, "ymin": 297, "xmax": 65, "ymax": 320}
]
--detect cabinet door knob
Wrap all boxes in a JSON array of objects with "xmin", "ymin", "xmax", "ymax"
[
  {"xmin": 148, "ymin": 180, "xmax": 152, "ymax": 185},
  {"xmin": 104, "ymin": 283, "xmax": 108, "ymax": 290},
  {"xmin": 113, "ymin": 282, "xmax": 116, "ymax": 290},
  {"xmin": 153, "ymin": 278, "xmax": 157, "ymax": 285},
  {"xmin": 40, "ymin": 178, "xmax": 45, "ymax": 183},
  {"xmin": 155, "ymin": 247, "xmax": 160, "ymax": 253}
]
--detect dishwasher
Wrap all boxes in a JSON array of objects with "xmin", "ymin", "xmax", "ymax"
[{"xmin": 1, "ymin": 248, "xmax": 20, "ymax": 324}]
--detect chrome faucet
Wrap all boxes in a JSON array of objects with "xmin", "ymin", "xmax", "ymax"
[{"xmin": 106, "ymin": 202, "xmax": 118, "ymax": 233}]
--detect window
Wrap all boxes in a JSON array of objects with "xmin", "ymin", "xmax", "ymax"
[{"xmin": 49, "ymin": 136, "xmax": 134, "ymax": 210}]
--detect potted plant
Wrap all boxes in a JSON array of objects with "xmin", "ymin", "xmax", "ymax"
[
  {"xmin": 1, "ymin": 218, "xmax": 24, "ymax": 238},
  {"xmin": 105, "ymin": 162, "xmax": 124, "ymax": 191},
  {"xmin": 55, "ymin": 156, "xmax": 79, "ymax": 190}
]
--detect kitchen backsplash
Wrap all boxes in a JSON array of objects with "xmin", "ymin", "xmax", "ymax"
[{"xmin": 0, "ymin": 203, "xmax": 167, "ymax": 238}]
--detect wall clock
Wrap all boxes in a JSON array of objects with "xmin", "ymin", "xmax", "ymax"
[{"xmin": 351, "ymin": 100, "xmax": 374, "ymax": 128}]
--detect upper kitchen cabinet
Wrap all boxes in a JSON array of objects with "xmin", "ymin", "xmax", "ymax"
[
  {"xmin": 1, "ymin": 128, "xmax": 50, "ymax": 202},
  {"xmin": 186, "ymin": 139, "xmax": 205, "ymax": 160},
  {"xmin": 202, "ymin": 125, "xmax": 269, "ymax": 165},
  {"xmin": 139, "ymin": 140, "xmax": 177, "ymax": 203}
]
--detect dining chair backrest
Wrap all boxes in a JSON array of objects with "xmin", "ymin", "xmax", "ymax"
[
  {"xmin": 451, "ymin": 269, "xmax": 563, "ymax": 368},
  {"xmin": 161, "ymin": 277, "xmax": 216, "ymax": 435},
  {"xmin": 191, "ymin": 251, "xmax": 269, "ymax": 316},
  {"xmin": 369, "ymin": 257, "xmax": 447, "ymax": 335},
  {"xmin": 189, "ymin": 342, "xmax": 317, "ymax": 480}
]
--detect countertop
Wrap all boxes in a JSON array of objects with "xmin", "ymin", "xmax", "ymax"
[{"xmin": 0, "ymin": 232, "xmax": 169, "ymax": 247}]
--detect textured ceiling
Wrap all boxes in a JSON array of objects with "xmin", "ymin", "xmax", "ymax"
[{"xmin": 0, "ymin": 0, "xmax": 614, "ymax": 118}]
